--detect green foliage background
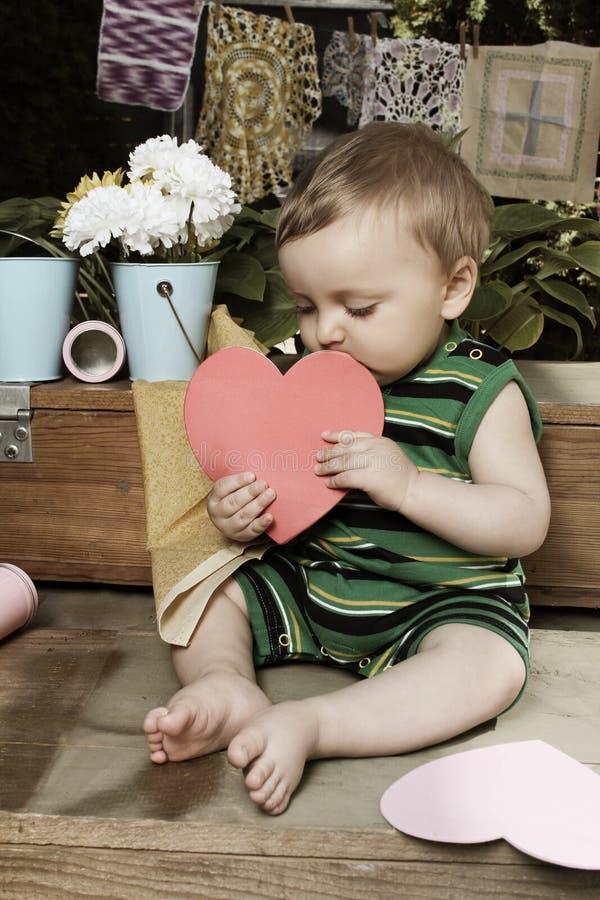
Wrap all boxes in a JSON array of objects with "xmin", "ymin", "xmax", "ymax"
[{"xmin": 391, "ymin": 0, "xmax": 599, "ymax": 45}]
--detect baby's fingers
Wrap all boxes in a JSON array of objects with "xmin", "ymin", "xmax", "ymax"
[{"xmin": 210, "ymin": 471, "xmax": 256, "ymax": 500}]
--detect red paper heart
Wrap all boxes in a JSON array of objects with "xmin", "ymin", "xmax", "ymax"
[{"xmin": 184, "ymin": 348, "xmax": 384, "ymax": 543}]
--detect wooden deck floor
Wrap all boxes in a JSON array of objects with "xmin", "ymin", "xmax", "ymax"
[{"xmin": 0, "ymin": 585, "xmax": 599, "ymax": 898}]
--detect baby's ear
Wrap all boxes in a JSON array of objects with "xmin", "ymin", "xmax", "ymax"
[{"xmin": 441, "ymin": 256, "xmax": 477, "ymax": 320}]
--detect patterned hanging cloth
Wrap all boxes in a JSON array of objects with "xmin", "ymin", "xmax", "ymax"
[
  {"xmin": 359, "ymin": 37, "xmax": 465, "ymax": 135},
  {"xmin": 460, "ymin": 41, "xmax": 600, "ymax": 203},
  {"xmin": 195, "ymin": 3, "xmax": 321, "ymax": 204},
  {"xmin": 322, "ymin": 30, "xmax": 368, "ymax": 126},
  {"xmin": 97, "ymin": 0, "xmax": 204, "ymax": 111}
]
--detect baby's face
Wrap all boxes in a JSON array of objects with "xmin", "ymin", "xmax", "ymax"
[{"xmin": 279, "ymin": 208, "xmax": 453, "ymax": 385}]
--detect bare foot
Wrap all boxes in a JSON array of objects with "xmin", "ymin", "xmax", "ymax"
[
  {"xmin": 227, "ymin": 700, "xmax": 320, "ymax": 815},
  {"xmin": 143, "ymin": 671, "xmax": 271, "ymax": 764}
]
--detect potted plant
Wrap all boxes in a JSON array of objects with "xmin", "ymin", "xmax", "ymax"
[
  {"xmin": 45, "ymin": 134, "xmax": 244, "ymax": 381},
  {"xmin": 463, "ymin": 200, "xmax": 600, "ymax": 360}
]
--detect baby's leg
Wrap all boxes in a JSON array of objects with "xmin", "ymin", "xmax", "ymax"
[
  {"xmin": 144, "ymin": 577, "xmax": 270, "ymax": 764},
  {"xmin": 228, "ymin": 624, "xmax": 525, "ymax": 815}
]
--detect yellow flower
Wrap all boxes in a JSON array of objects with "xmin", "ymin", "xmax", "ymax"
[{"xmin": 51, "ymin": 169, "xmax": 124, "ymax": 235}]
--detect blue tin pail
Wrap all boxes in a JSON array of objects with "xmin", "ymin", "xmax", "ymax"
[
  {"xmin": 0, "ymin": 257, "xmax": 79, "ymax": 382},
  {"xmin": 112, "ymin": 262, "xmax": 219, "ymax": 382}
]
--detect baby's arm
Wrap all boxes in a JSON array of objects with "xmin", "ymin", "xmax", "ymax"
[
  {"xmin": 317, "ymin": 381, "xmax": 550, "ymax": 559},
  {"xmin": 207, "ymin": 472, "xmax": 275, "ymax": 542},
  {"xmin": 400, "ymin": 381, "xmax": 550, "ymax": 557}
]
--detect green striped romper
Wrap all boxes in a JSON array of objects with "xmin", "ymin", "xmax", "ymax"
[{"xmin": 234, "ymin": 321, "xmax": 543, "ymax": 683}]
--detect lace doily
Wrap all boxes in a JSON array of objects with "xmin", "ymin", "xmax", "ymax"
[
  {"xmin": 195, "ymin": 3, "xmax": 321, "ymax": 204},
  {"xmin": 322, "ymin": 30, "xmax": 368, "ymax": 126},
  {"xmin": 359, "ymin": 37, "xmax": 465, "ymax": 135}
]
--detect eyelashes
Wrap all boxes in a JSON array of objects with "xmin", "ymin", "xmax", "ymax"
[{"xmin": 295, "ymin": 306, "xmax": 376, "ymax": 318}]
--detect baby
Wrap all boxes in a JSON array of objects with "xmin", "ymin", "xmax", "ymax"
[{"xmin": 144, "ymin": 122, "xmax": 550, "ymax": 816}]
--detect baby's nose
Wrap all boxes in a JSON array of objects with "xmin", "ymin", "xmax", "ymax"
[{"xmin": 316, "ymin": 313, "xmax": 345, "ymax": 346}]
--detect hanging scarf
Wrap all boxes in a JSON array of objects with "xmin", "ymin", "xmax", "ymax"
[{"xmin": 97, "ymin": 0, "xmax": 203, "ymax": 111}]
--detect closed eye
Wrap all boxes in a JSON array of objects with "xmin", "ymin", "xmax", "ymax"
[
  {"xmin": 345, "ymin": 305, "xmax": 376, "ymax": 318},
  {"xmin": 295, "ymin": 305, "xmax": 315, "ymax": 315}
]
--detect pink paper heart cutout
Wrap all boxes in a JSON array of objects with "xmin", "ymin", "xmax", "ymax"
[
  {"xmin": 184, "ymin": 348, "xmax": 384, "ymax": 544},
  {"xmin": 381, "ymin": 740, "xmax": 600, "ymax": 870}
]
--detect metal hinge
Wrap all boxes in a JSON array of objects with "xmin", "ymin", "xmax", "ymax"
[{"xmin": 0, "ymin": 385, "xmax": 33, "ymax": 462}]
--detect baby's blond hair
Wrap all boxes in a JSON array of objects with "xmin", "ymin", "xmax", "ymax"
[{"xmin": 276, "ymin": 122, "xmax": 493, "ymax": 272}]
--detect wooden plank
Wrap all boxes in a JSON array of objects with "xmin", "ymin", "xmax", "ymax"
[
  {"xmin": 524, "ymin": 425, "xmax": 600, "ymax": 604},
  {"xmin": 516, "ymin": 361, "xmax": 600, "ymax": 425},
  {"xmin": 1, "ymin": 845, "xmax": 599, "ymax": 900},
  {"xmin": 0, "ymin": 409, "xmax": 151, "ymax": 584},
  {"xmin": 30, "ymin": 377, "xmax": 134, "ymax": 412},
  {"xmin": 0, "ymin": 600, "xmax": 599, "ymax": 895}
]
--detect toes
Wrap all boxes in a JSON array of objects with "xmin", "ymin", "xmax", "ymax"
[
  {"xmin": 227, "ymin": 727, "xmax": 266, "ymax": 771},
  {"xmin": 143, "ymin": 706, "xmax": 169, "ymax": 735},
  {"xmin": 149, "ymin": 747, "xmax": 169, "ymax": 765},
  {"xmin": 244, "ymin": 757, "xmax": 275, "ymax": 791},
  {"xmin": 251, "ymin": 773, "xmax": 290, "ymax": 815},
  {"xmin": 160, "ymin": 701, "xmax": 205, "ymax": 738}
]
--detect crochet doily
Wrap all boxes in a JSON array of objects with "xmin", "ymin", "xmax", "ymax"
[
  {"xmin": 359, "ymin": 37, "xmax": 465, "ymax": 135},
  {"xmin": 322, "ymin": 30, "xmax": 368, "ymax": 127},
  {"xmin": 196, "ymin": 3, "xmax": 321, "ymax": 203}
]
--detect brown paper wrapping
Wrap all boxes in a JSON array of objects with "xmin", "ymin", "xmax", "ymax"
[
  {"xmin": 132, "ymin": 304, "xmax": 270, "ymax": 646},
  {"xmin": 460, "ymin": 41, "xmax": 600, "ymax": 203}
]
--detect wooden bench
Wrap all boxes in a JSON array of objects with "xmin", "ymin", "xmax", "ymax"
[
  {"xmin": 0, "ymin": 584, "xmax": 598, "ymax": 897},
  {"xmin": 0, "ymin": 361, "xmax": 599, "ymax": 607}
]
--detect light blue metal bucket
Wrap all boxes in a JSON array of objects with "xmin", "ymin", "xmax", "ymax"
[
  {"xmin": 0, "ymin": 257, "xmax": 79, "ymax": 382},
  {"xmin": 112, "ymin": 261, "xmax": 219, "ymax": 381}
]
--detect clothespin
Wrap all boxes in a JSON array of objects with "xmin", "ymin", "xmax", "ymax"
[
  {"xmin": 472, "ymin": 23, "xmax": 480, "ymax": 59},
  {"xmin": 370, "ymin": 12, "xmax": 378, "ymax": 47},
  {"xmin": 213, "ymin": 0, "xmax": 222, "ymax": 25},
  {"xmin": 347, "ymin": 15, "xmax": 356, "ymax": 52},
  {"xmin": 459, "ymin": 21, "xmax": 467, "ymax": 61},
  {"xmin": 284, "ymin": 4, "xmax": 295, "ymax": 26},
  {"xmin": 193, "ymin": 0, "xmax": 201, "ymax": 13}
]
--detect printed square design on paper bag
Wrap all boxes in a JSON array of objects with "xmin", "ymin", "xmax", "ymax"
[{"xmin": 461, "ymin": 42, "xmax": 600, "ymax": 203}]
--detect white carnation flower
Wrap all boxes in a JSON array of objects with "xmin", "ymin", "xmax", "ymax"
[
  {"xmin": 127, "ymin": 134, "xmax": 203, "ymax": 181},
  {"xmin": 122, "ymin": 182, "xmax": 186, "ymax": 255},
  {"xmin": 61, "ymin": 135, "xmax": 239, "ymax": 259},
  {"xmin": 62, "ymin": 185, "xmax": 138, "ymax": 257}
]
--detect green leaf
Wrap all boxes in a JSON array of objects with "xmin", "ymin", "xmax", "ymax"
[
  {"xmin": 568, "ymin": 241, "xmax": 600, "ymax": 278},
  {"xmin": 534, "ymin": 247, "xmax": 579, "ymax": 279},
  {"xmin": 250, "ymin": 232, "xmax": 279, "ymax": 269},
  {"xmin": 531, "ymin": 277, "xmax": 596, "ymax": 325},
  {"xmin": 485, "ymin": 295, "xmax": 545, "ymax": 352},
  {"xmin": 546, "ymin": 217, "xmax": 600, "ymax": 237},
  {"xmin": 226, "ymin": 270, "xmax": 296, "ymax": 347},
  {"xmin": 541, "ymin": 306, "xmax": 583, "ymax": 358},
  {"xmin": 491, "ymin": 203, "xmax": 563, "ymax": 238},
  {"xmin": 215, "ymin": 251, "xmax": 266, "ymax": 301},
  {"xmin": 480, "ymin": 241, "xmax": 546, "ymax": 277},
  {"xmin": 466, "ymin": 281, "xmax": 513, "ymax": 320}
]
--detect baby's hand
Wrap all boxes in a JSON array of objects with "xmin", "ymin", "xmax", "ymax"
[
  {"xmin": 207, "ymin": 472, "xmax": 276, "ymax": 542},
  {"xmin": 315, "ymin": 430, "xmax": 418, "ymax": 513}
]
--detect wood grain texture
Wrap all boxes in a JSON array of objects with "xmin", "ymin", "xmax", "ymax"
[
  {"xmin": 0, "ymin": 408, "xmax": 151, "ymax": 584},
  {"xmin": 523, "ymin": 425, "xmax": 600, "ymax": 605},
  {"xmin": 2, "ymin": 363, "xmax": 600, "ymax": 600},
  {"xmin": 0, "ymin": 587, "xmax": 598, "ymax": 897},
  {"xmin": 1, "ymin": 845, "xmax": 600, "ymax": 900}
]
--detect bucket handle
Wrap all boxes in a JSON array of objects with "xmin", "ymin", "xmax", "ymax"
[{"xmin": 156, "ymin": 280, "xmax": 203, "ymax": 365}]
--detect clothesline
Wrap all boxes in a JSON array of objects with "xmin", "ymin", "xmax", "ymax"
[{"xmin": 97, "ymin": 1, "xmax": 600, "ymax": 206}]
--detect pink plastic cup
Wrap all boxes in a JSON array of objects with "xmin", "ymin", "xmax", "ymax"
[{"xmin": 0, "ymin": 563, "xmax": 38, "ymax": 640}]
